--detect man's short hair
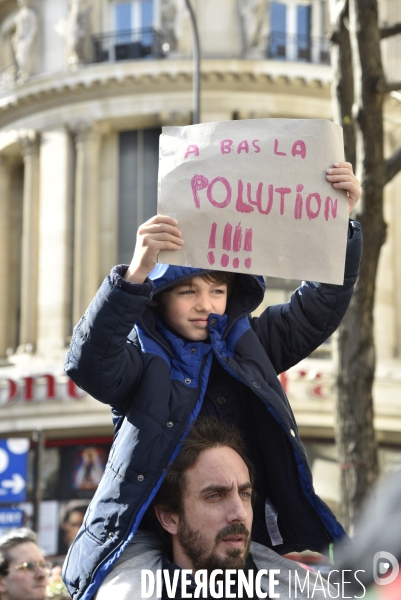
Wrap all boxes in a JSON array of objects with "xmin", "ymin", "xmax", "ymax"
[
  {"xmin": 155, "ymin": 417, "xmax": 255, "ymax": 514},
  {"xmin": 0, "ymin": 528, "xmax": 37, "ymax": 575}
]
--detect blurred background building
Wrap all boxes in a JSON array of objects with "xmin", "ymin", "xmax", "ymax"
[{"xmin": 0, "ymin": 0, "xmax": 400, "ymax": 555}]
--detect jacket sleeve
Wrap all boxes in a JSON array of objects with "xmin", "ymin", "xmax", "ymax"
[
  {"xmin": 64, "ymin": 265, "xmax": 153, "ymax": 413},
  {"xmin": 250, "ymin": 220, "xmax": 362, "ymax": 374}
]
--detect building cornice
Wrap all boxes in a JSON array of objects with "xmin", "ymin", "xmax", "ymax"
[{"xmin": 0, "ymin": 58, "xmax": 332, "ymax": 128}]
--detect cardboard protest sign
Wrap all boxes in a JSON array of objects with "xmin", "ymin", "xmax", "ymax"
[{"xmin": 157, "ymin": 119, "xmax": 348, "ymax": 284}]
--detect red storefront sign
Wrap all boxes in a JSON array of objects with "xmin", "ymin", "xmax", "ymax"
[{"xmin": 0, "ymin": 374, "xmax": 86, "ymax": 405}]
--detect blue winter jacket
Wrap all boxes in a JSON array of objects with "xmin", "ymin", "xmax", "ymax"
[{"xmin": 63, "ymin": 221, "xmax": 362, "ymax": 600}]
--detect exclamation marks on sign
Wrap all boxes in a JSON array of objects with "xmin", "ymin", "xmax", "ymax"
[{"xmin": 207, "ymin": 222, "xmax": 252, "ymax": 269}]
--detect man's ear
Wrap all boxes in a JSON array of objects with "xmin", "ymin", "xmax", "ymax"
[
  {"xmin": 154, "ymin": 505, "xmax": 179, "ymax": 535},
  {"xmin": 0, "ymin": 574, "xmax": 8, "ymax": 594}
]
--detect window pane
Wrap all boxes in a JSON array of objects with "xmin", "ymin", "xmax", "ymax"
[
  {"xmin": 269, "ymin": 2, "xmax": 286, "ymax": 59},
  {"xmin": 297, "ymin": 4, "xmax": 310, "ymax": 37},
  {"xmin": 271, "ymin": 2, "xmax": 286, "ymax": 33},
  {"xmin": 143, "ymin": 128, "xmax": 160, "ymax": 223},
  {"xmin": 297, "ymin": 4, "xmax": 311, "ymax": 61},
  {"xmin": 118, "ymin": 131, "xmax": 138, "ymax": 264},
  {"xmin": 115, "ymin": 3, "xmax": 132, "ymax": 32},
  {"xmin": 118, "ymin": 129, "xmax": 160, "ymax": 264},
  {"xmin": 141, "ymin": 0, "xmax": 153, "ymax": 29}
]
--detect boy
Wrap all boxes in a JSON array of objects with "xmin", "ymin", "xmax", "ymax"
[{"xmin": 63, "ymin": 163, "xmax": 362, "ymax": 600}]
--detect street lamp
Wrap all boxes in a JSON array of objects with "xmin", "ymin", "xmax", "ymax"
[{"xmin": 184, "ymin": 0, "xmax": 200, "ymax": 124}]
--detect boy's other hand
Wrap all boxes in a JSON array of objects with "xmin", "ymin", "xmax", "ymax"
[
  {"xmin": 326, "ymin": 161, "xmax": 361, "ymax": 215},
  {"xmin": 124, "ymin": 215, "xmax": 184, "ymax": 284}
]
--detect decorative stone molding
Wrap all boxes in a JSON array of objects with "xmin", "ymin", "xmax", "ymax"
[
  {"xmin": 0, "ymin": 59, "xmax": 332, "ymax": 127},
  {"xmin": 157, "ymin": 110, "xmax": 192, "ymax": 126},
  {"xmin": 71, "ymin": 119, "xmax": 95, "ymax": 145},
  {"xmin": 18, "ymin": 129, "xmax": 38, "ymax": 157}
]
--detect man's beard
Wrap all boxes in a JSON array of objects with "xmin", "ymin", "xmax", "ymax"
[{"xmin": 177, "ymin": 518, "xmax": 251, "ymax": 575}]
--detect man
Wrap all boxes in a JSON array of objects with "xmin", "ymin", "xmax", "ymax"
[
  {"xmin": 64, "ymin": 166, "xmax": 362, "ymax": 600},
  {"xmin": 0, "ymin": 528, "xmax": 50, "ymax": 600},
  {"xmin": 96, "ymin": 418, "xmax": 333, "ymax": 599}
]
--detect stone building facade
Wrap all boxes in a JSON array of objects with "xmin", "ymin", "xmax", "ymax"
[{"xmin": 0, "ymin": 0, "xmax": 400, "ymax": 546}]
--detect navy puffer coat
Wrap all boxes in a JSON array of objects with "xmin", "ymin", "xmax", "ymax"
[{"xmin": 63, "ymin": 221, "xmax": 362, "ymax": 600}]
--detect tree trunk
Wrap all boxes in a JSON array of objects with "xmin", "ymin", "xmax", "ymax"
[
  {"xmin": 330, "ymin": 2, "xmax": 356, "ymax": 170},
  {"xmin": 333, "ymin": 0, "xmax": 386, "ymax": 531}
]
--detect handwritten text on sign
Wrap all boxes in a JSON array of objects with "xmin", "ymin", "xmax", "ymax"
[{"xmin": 158, "ymin": 119, "xmax": 348, "ymax": 284}]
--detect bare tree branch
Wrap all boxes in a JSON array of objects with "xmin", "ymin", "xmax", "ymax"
[
  {"xmin": 385, "ymin": 81, "xmax": 401, "ymax": 93},
  {"xmin": 385, "ymin": 147, "xmax": 401, "ymax": 184},
  {"xmin": 380, "ymin": 22, "xmax": 401, "ymax": 39}
]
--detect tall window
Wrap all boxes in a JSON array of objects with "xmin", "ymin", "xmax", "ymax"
[
  {"xmin": 269, "ymin": 1, "xmax": 327, "ymax": 64},
  {"xmin": 93, "ymin": 1, "xmax": 155, "ymax": 62},
  {"xmin": 114, "ymin": 1, "xmax": 153, "ymax": 33},
  {"xmin": 114, "ymin": 1, "xmax": 153, "ymax": 58},
  {"xmin": 296, "ymin": 4, "xmax": 311, "ymax": 61},
  {"xmin": 269, "ymin": 1, "xmax": 287, "ymax": 59},
  {"xmin": 118, "ymin": 129, "xmax": 160, "ymax": 265}
]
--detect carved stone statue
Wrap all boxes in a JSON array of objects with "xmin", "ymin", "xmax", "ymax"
[
  {"xmin": 160, "ymin": 0, "xmax": 188, "ymax": 54},
  {"xmin": 65, "ymin": 0, "xmax": 91, "ymax": 68},
  {"xmin": 237, "ymin": 0, "xmax": 269, "ymax": 57},
  {"xmin": 160, "ymin": 0, "xmax": 177, "ymax": 50},
  {"xmin": 11, "ymin": 0, "xmax": 38, "ymax": 80}
]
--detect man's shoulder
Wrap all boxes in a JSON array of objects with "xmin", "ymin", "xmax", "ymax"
[
  {"xmin": 250, "ymin": 541, "xmax": 297, "ymax": 570},
  {"xmin": 250, "ymin": 542, "xmax": 335, "ymax": 600},
  {"xmin": 94, "ymin": 531, "xmax": 163, "ymax": 600}
]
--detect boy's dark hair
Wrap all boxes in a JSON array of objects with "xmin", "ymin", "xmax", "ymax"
[
  {"xmin": 0, "ymin": 528, "xmax": 37, "ymax": 575},
  {"xmin": 154, "ymin": 417, "xmax": 255, "ymax": 515}
]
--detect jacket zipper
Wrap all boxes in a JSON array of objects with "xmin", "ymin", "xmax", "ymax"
[
  {"xmin": 213, "ymin": 349, "xmax": 337, "ymax": 543},
  {"xmin": 213, "ymin": 349, "xmax": 314, "ymax": 485}
]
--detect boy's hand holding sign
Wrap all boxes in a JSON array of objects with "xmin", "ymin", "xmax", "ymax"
[{"xmin": 153, "ymin": 118, "xmax": 360, "ymax": 284}]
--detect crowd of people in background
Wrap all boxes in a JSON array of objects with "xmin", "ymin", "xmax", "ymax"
[{"xmin": 0, "ymin": 528, "xmax": 70, "ymax": 600}]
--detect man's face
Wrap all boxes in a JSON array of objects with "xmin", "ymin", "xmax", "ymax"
[
  {"xmin": 172, "ymin": 446, "xmax": 253, "ymax": 573},
  {"xmin": 158, "ymin": 276, "xmax": 228, "ymax": 341},
  {"xmin": 0, "ymin": 542, "xmax": 48, "ymax": 600}
]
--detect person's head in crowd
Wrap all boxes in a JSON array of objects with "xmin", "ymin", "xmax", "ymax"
[
  {"xmin": 0, "ymin": 528, "xmax": 50, "ymax": 600},
  {"xmin": 154, "ymin": 417, "xmax": 255, "ymax": 575},
  {"xmin": 62, "ymin": 505, "xmax": 87, "ymax": 549}
]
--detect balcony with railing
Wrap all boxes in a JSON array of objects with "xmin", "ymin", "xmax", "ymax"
[
  {"xmin": 268, "ymin": 32, "xmax": 331, "ymax": 65},
  {"xmin": 90, "ymin": 28, "xmax": 330, "ymax": 67},
  {"xmin": 91, "ymin": 27, "xmax": 166, "ymax": 64},
  {"xmin": 0, "ymin": 25, "xmax": 333, "ymax": 102}
]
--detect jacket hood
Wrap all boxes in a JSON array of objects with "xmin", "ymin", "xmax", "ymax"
[{"xmin": 148, "ymin": 263, "xmax": 266, "ymax": 319}]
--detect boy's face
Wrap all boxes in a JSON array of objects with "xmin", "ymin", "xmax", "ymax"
[{"xmin": 158, "ymin": 276, "xmax": 228, "ymax": 341}]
